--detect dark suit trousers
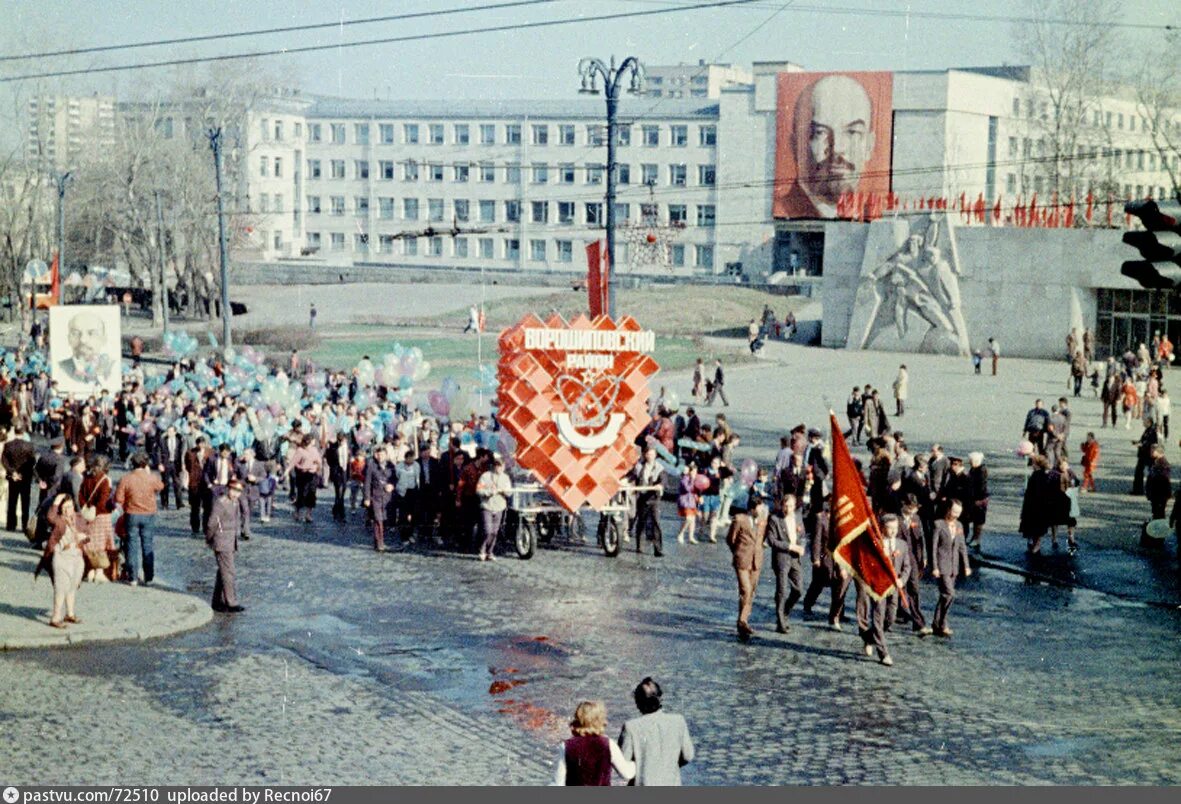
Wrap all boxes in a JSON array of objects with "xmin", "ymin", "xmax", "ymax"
[
  {"xmin": 802, "ymin": 564, "xmax": 829, "ymax": 612},
  {"xmin": 864, "ymin": 598, "xmax": 896, "ymax": 660},
  {"xmin": 212, "ymin": 549, "xmax": 239, "ymax": 608},
  {"xmin": 902, "ymin": 574, "xmax": 927, "ymax": 630},
  {"xmin": 829, "ymin": 574, "xmax": 851, "ymax": 624},
  {"xmin": 773, "ymin": 555, "xmax": 802, "ymax": 629},
  {"xmin": 161, "ymin": 469, "xmax": 182, "ymax": 509},
  {"xmin": 932, "ymin": 574, "xmax": 957, "ymax": 632},
  {"xmin": 635, "ymin": 497, "xmax": 663, "ymax": 554},
  {"xmin": 7, "ymin": 479, "xmax": 31, "ymax": 531},
  {"xmin": 188, "ymin": 489, "xmax": 203, "ymax": 533}
]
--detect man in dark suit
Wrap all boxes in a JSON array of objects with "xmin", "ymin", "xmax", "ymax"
[
  {"xmin": 206, "ymin": 480, "xmax": 245, "ymax": 613},
  {"xmin": 803, "ymin": 427, "xmax": 829, "ymax": 514},
  {"xmin": 184, "ymin": 437, "xmax": 212, "ymax": 534},
  {"xmin": 34, "ymin": 437, "xmax": 69, "ymax": 509},
  {"xmin": 3, "ymin": 428, "xmax": 37, "ymax": 532},
  {"xmin": 201, "ymin": 444, "xmax": 237, "ymax": 531},
  {"xmin": 418, "ymin": 442, "xmax": 448, "ymax": 543},
  {"xmin": 152, "ymin": 424, "xmax": 186, "ymax": 510},
  {"xmin": 897, "ymin": 495, "xmax": 932, "ymax": 635},
  {"xmin": 931, "ymin": 498, "xmax": 971, "ymax": 637},
  {"xmin": 802, "ymin": 494, "xmax": 850, "ymax": 628},
  {"xmin": 765, "ymin": 494, "xmax": 805, "ymax": 632},
  {"xmin": 860, "ymin": 514, "xmax": 911, "ymax": 666}
]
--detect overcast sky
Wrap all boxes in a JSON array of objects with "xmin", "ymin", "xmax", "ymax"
[{"xmin": 1, "ymin": 0, "xmax": 1176, "ymax": 102}]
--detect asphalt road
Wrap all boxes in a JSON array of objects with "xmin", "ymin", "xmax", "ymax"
[{"xmin": 2, "ymin": 342, "xmax": 1180, "ymax": 785}]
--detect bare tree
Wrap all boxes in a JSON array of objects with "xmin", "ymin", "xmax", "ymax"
[
  {"xmin": 1133, "ymin": 29, "xmax": 1181, "ymax": 202},
  {"xmin": 1014, "ymin": 0, "xmax": 1122, "ymax": 201}
]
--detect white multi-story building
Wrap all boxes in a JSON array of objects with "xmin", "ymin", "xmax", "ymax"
[
  {"xmin": 25, "ymin": 95, "xmax": 116, "ymax": 172},
  {"xmin": 644, "ymin": 61, "xmax": 757, "ymax": 99},
  {"xmin": 244, "ymin": 97, "xmax": 722, "ymax": 274}
]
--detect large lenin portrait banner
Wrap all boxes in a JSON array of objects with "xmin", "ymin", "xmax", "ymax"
[
  {"xmin": 773, "ymin": 71, "xmax": 894, "ymax": 220},
  {"xmin": 498, "ymin": 314, "xmax": 658, "ymax": 512}
]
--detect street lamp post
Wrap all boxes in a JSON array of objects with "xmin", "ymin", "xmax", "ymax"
[
  {"xmin": 578, "ymin": 55, "xmax": 645, "ymax": 320},
  {"xmin": 207, "ymin": 127, "xmax": 232, "ymax": 350},
  {"xmin": 54, "ymin": 172, "xmax": 72, "ymax": 299}
]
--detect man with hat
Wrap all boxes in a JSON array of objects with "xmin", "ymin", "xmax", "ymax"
[
  {"xmin": 803, "ymin": 428, "xmax": 829, "ymax": 514},
  {"xmin": 939, "ymin": 456, "xmax": 972, "ymax": 510},
  {"xmin": 206, "ymin": 479, "xmax": 246, "ymax": 613}
]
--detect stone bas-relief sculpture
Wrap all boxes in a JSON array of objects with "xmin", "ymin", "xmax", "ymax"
[{"xmin": 856, "ymin": 213, "xmax": 970, "ymax": 356}]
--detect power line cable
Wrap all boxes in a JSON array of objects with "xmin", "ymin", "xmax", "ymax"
[
  {"xmin": 623, "ymin": 0, "xmax": 1178, "ymax": 31},
  {"xmin": 0, "ymin": 0, "xmax": 766, "ymax": 83},
  {"xmin": 0, "ymin": 0, "xmax": 566, "ymax": 63}
]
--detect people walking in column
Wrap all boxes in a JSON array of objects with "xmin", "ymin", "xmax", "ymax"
[
  {"xmin": 726, "ymin": 497, "xmax": 766, "ymax": 641},
  {"xmin": 860, "ymin": 514, "xmax": 911, "ymax": 666},
  {"xmin": 476, "ymin": 454, "xmax": 512, "ymax": 561},
  {"xmin": 765, "ymin": 494, "xmax": 804, "ymax": 633},
  {"xmin": 930, "ymin": 498, "xmax": 971, "ymax": 637},
  {"xmin": 206, "ymin": 480, "xmax": 246, "ymax": 613},
  {"xmin": 113, "ymin": 452, "xmax": 164, "ymax": 586}
]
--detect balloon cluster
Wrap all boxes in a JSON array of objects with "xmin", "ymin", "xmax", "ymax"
[
  {"xmin": 162, "ymin": 331, "xmax": 199, "ymax": 360},
  {"xmin": 259, "ymin": 375, "xmax": 304, "ymax": 418}
]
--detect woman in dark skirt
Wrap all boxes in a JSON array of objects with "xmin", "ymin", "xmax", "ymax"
[
  {"xmin": 965, "ymin": 452, "xmax": 990, "ymax": 551},
  {"xmin": 289, "ymin": 435, "xmax": 323, "ymax": 524},
  {"xmin": 1019, "ymin": 455, "xmax": 1052, "ymax": 554}
]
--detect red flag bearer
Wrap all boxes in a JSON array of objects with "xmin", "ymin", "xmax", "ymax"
[{"xmin": 828, "ymin": 412, "xmax": 905, "ymax": 665}]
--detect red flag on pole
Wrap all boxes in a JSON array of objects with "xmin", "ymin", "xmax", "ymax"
[
  {"xmin": 586, "ymin": 240, "xmax": 608, "ymax": 317},
  {"xmin": 992, "ymin": 195, "xmax": 1002, "ymax": 226},
  {"xmin": 1085, "ymin": 192, "xmax": 1094, "ymax": 225},
  {"xmin": 828, "ymin": 412, "xmax": 901, "ymax": 601},
  {"xmin": 49, "ymin": 251, "xmax": 61, "ymax": 305}
]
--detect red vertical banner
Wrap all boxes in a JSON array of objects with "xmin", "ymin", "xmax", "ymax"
[
  {"xmin": 585, "ymin": 240, "xmax": 609, "ymax": 317},
  {"xmin": 49, "ymin": 251, "xmax": 61, "ymax": 305},
  {"xmin": 586, "ymin": 240, "xmax": 602, "ymax": 317}
]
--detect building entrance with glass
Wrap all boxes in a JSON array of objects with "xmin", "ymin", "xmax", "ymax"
[{"xmin": 1095, "ymin": 288, "xmax": 1181, "ymax": 360}]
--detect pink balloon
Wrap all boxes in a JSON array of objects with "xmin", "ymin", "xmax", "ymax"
[{"xmin": 428, "ymin": 390, "xmax": 451, "ymax": 418}]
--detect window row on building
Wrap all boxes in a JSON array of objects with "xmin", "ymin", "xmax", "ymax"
[
  {"xmin": 1009, "ymin": 97, "xmax": 1181, "ymax": 137},
  {"xmin": 297, "ymin": 196, "xmax": 716, "ymax": 227},
  {"xmin": 1005, "ymin": 137, "xmax": 1179, "ymax": 174},
  {"xmin": 1003, "ymin": 172, "xmax": 1174, "ymax": 201},
  {"xmin": 260, "ymin": 119, "xmax": 717, "ymax": 149},
  {"xmin": 298, "ymin": 232, "xmax": 715, "ymax": 267},
  {"xmin": 281, "ymin": 157, "xmax": 717, "ymax": 187}
]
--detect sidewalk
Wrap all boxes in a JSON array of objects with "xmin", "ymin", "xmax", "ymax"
[{"xmin": 0, "ymin": 533, "xmax": 211, "ymax": 649}]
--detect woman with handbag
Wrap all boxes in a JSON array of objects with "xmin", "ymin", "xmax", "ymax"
[
  {"xmin": 79, "ymin": 455, "xmax": 118, "ymax": 582},
  {"xmin": 35, "ymin": 494, "xmax": 91, "ymax": 629}
]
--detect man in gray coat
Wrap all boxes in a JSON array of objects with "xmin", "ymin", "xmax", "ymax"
[
  {"xmin": 618, "ymin": 677, "xmax": 694, "ymax": 786},
  {"xmin": 931, "ymin": 498, "xmax": 971, "ymax": 636},
  {"xmin": 206, "ymin": 480, "xmax": 245, "ymax": 613}
]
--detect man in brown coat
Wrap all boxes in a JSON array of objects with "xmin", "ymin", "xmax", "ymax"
[
  {"xmin": 206, "ymin": 480, "xmax": 245, "ymax": 613},
  {"xmin": 726, "ymin": 497, "xmax": 767, "ymax": 641}
]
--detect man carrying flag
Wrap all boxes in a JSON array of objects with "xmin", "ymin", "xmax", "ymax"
[{"xmin": 827, "ymin": 412, "xmax": 905, "ymax": 665}]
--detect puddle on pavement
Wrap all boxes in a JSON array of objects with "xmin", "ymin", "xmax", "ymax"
[{"xmin": 1024, "ymin": 736, "xmax": 1104, "ymax": 757}]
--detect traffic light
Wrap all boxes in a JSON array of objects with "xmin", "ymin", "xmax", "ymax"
[{"xmin": 1121, "ymin": 199, "xmax": 1181, "ymax": 288}]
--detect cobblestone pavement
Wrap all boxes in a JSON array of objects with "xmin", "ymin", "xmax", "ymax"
[{"xmin": 2, "ymin": 345, "xmax": 1180, "ymax": 785}]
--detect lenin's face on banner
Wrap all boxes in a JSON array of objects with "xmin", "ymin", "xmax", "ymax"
[
  {"xmin": 795, "ymin": 75, "xmax": 875, "ymax": 209},
  {"xmin": 773, "ymin": 71, "xmax": 893, "ymax": 220},
  {"xmin": 67, "ymin": 310, "xmax": 107, "ymax": 364}
]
